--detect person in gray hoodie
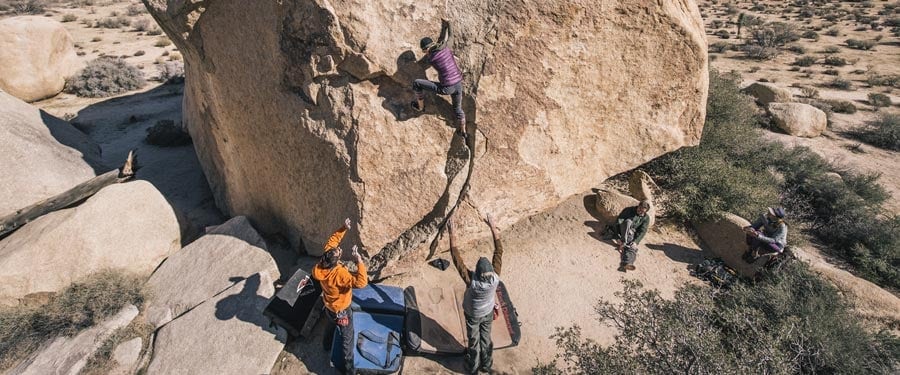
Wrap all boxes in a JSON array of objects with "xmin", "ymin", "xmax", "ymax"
[{"xmin": 448, "ymin": 213, "xmax": 505, "ymax": 374}]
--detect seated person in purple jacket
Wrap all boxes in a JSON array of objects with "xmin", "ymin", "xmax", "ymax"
[{"xmin": 412, "ymin": 19, "xmax": 466, "ymax": 138}]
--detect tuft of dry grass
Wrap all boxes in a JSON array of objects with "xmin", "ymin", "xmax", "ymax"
[{"xmin": 0, "ymin": 271, "xmax": 146, "ymax": 371}]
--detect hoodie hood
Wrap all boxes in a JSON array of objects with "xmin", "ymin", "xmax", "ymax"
[{"xmin": 475, "ymin": 257, "xmax": 494, "ymax": 281}]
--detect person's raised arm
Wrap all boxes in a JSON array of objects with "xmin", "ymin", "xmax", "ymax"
[
  {"xmin": 435, "ymin": 18, "xmax": 452, "ymax": 49},
  {"xmin": 323, "ymin": 218, "xmax": 351, "ymax": 252},
  {"xmin": 350, "ymin": 244, "xmax": 368, "ymax": 288},
  {"xmin": 447, "ymin": 217, "xmax": 471, "ymax": 285},
  {"xmin": 486, "ymin": 214, "xmax": 504, "ymax": 276}
]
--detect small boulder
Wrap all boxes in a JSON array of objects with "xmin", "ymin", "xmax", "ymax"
[
  {"xmin": 742, "ymin": 82, "xmax": 793, "ymax": 106},
  {"xmin": 146, "ymin": 274, "xmax": 286, "ymax": 374},
  {"xmin": 0, "ymin": 16, "xmax": 81, "ymax": 102},
  {"xmin": 144, "ymin": 216, "xmax": 278, "ymax": 328},
  {"xmin": 0, "ymin": 91, "xmax": 103, "ymax": 218},
  {"xmin": 0, "ymin": 182, "xmax": 181, "ymax": 305},
  {"xmin": 627, "ymin": 170, "xmax": 655, "ymax": 202},
  {"xmin": 595, "ymin": 189, "xmax": 639, "ymax": 226},
  {"xmin": 694, "ymin": 213, "xmax": 768, "ymax": 277},
  {"xmin": 110, "ymin": 337, "xmax": 143, "ymax": 375},
  {"xmin": 12, "ymin": 305, "xmax": 138, "ymax": 375},
  {"xmin": 768, "ymin": 102, "xmax": 827, "ymax": 138}
]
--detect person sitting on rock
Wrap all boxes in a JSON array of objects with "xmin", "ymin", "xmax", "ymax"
[
  {"xmin": 615, "ymin": 200, "xmax": 652, "ymax": 272},
  {"xmin": 742, "ymin": 207, "xmax": 787, "ymax": 263},
  {"xmin": 447, "ymin": 212, "xmax": 505, "ymax": 375},
  {"xmin": 411, "ymin": 18, "xmax": 466, "ymax": 138},
  {"xmin": 312, "ymin": 218, "xmax": 368, "ymax": 375}
]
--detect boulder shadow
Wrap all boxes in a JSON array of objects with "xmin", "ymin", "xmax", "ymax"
[
  {"xmin": 646, "ymin": 243, "xmax": 703, "ymax": 264},
  {"xmin": 214, "ymin": 273, "xmax": 286, "ymax": 343}
]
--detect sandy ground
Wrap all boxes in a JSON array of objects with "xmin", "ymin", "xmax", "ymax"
[
  {"xmin": 5, "ymin": 0, "xmax": 898, "ymax": 374},
  {"xmin": 270, "ymin": 193, "xmax": 704, "ymax": 374}
]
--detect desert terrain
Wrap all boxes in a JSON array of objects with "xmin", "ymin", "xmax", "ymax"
[{"xmin": 0, "ymin": 0, "xmax": 897, "ymax": 374}]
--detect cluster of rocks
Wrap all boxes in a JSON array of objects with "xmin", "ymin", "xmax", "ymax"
[{"xmin": 742, "ymin": 82, "xmax": 827, "ymax": 138}]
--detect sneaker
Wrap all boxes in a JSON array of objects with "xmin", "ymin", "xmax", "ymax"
[
  {"xmin": 618, "ymin": 264, "xmax": 627, "ymax": 273},
  {"xmin": 411, "ymin": 100, "xmax": 424, "ymax": 112},
  {"xmin": 625, "ymin": 264, "xmax": 636, "ymax": 271}
]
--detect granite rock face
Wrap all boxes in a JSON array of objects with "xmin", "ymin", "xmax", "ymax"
[{"xmin": 144, "ymin": 0, "xmax": 708, "ymax": 267}]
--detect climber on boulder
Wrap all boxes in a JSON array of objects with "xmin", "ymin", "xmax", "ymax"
[{"xmin": 412, "ymin": 18, "xmax": 467, "ymax": 138}]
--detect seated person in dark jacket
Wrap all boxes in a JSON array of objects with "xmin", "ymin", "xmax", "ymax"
[{"xmin": 614, "ymin": 200, "xmax": 651, "ymax": 272}]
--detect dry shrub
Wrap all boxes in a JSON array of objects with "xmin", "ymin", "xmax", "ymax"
[
  {"xmin": 0, "ymin": 271, "xmax": 146, "ymax": 371},
  {"xmin": 65, "ymin": 57, "xmax": 145, "ymax": 97}
]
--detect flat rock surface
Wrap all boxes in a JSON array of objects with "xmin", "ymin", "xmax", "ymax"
[
  {"xmin": 0, "ymin": 181, "xmax": 180, "ymax": 305},
  {"xmin": 144, "ymin": 216, "xmax": 278, "ymax": 328},
  {"xmin": 147, "ymin": 274, "xmax": 286, "ymax": 374}
]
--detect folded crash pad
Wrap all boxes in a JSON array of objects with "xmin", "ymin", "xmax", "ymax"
[
  {"xmin": 350, "ymin": 284, "xmax": 406, "ymax": 315},
  {"xmin": 263, "ymin": 267, "xmax": 320, "ymax": 337}
]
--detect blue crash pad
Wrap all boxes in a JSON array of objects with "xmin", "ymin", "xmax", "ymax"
[
  {"xmin": 350, "ymin": 284, "xmax": 405, "ymax": 315},
  {"xmin": 331, "ymin": 311, "xmax": 404, "ymax": 374}
]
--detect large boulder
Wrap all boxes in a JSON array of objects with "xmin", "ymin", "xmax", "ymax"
[
  {"xmin": 144, "ymin": 216, "xmax": 279, "ymax": 328},
  {"xmin": 742, "ymin": 82, "xmax": 793, "ymax": 106},
  {"xmin": 146, "ymin": 274, "xmax": 286, "ymax": 374},
  {"xmin": 0, "ymin": 16, "xmax": 81, "ymax": 102},
  {"xmin": 0, "ymin": 91, "xmax": 102, "ymax": 218},
  {"xmin": 0, "ymin": 182, "xmax": 180, "ymax": 305},
  {"xmin": 694, "ymin": 213, "xmax": 768, "ymax": 277},
  {"xmin": 144, "ymin": 0, "xmax": 708, "ymax": 264},
  {"xmin": 768, "ymin": 102, "xmax": 827, "ymax": 138},
  {"xmin": 12, "ymin": 305, "xmax": 138, "ymax": 375}
]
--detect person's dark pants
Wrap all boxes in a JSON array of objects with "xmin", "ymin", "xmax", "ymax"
[
  {"xmin": 325, "ymin": 307, "xmax": 354, "ymax": 374},
  {"xmin": 464, "ymin": 311, "xmax": 493, "ymax": 373},
  {"xmin": 744, "ymin": 235, "xmax": 782, "ymax": 260},
  {"xmin": 412, "ymin": 79, "xmax": 465, "ymax": 124},
  {"xmin": 618, "ymin": 219, "xmax": 638, "ymax": 265}
]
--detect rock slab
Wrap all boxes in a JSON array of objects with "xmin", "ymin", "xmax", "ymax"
[
  {"xmin": 144, "ymin": 216, "xmax": 278, "ymax": 328},
  {"xmin": 12, "ymin": 305, "xmax": 139, "ymax": 375},
  {"xmin": 145, "ymin": 0, "xmax": 708, "ymax": 260},
  {"xmin": 146, "ymin": 275, "xmax": 286, "ymax": 374},
  {"xmin": 0, "ymin": 181, "xmax": 181, "ymax": 305},
  {"xmin": 0, "ymin": 91, "xmax": 102, "ymax": 219},
  {"xmin": 111, "ymin": 337, "xmax": 143, "ymax": 375},
  {"xmin": 0, "ymin": 16, "xmax": 81, "ymax": 102},
  {"xmin": 768, "ymin": 102, "xmax": 827, "ymax": 138}
]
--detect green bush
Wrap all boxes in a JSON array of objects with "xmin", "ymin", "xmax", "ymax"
[
  {"xmin": 824, "ymin": 55, "xmax": 847, "ymax": 66},
  {"xmin": 748, "ymin": 21, "xmax": 800, "ymax": 48},
  {"xmin": 647, "ymin": 70, "xmax": 898, "ymax": 290},
  {"xmin": 96, "ymin": 16, "xmax": 130, "ymax": 29},
  {"xmin": 714, "ymin": 29, "xmax": 730, "ymax": 39},
  {"xmin": 10, "ymin": 0, "xmax": 44, "ymax": 14},
  {"xmin": 793, "ymin": 55, "xmax": 816, "ymax": 66},
  {"xmin": 827, "ymin": 77, "xmax": 853, "ymax": 90},
  {"xmin": 852, "ymin": 113, "xmax": 900, "ymax": 151},
  {"xmin": 827, "ymin": 99, "xmax": 858, "ymax": 114},
  {"xmin": 866, "ymin": 73, "xmax": 900, "ymax": 88},
  {"xmin": 709, "ymin": 42, "xmax": 730, "ymax": 53},
  {"xmin": 65, "ymin": 57, "xmax": 145, "ymax": 98},
  {"xmin": 536, "ymin": 264, "xmax": 900, "ymax": 374},
  {"xmin": 0, "ymin": 271, "xmax": 145, "ymax": 370},
  {"xmin": 868, "ymin": 92, "xmax": 892, "ymax": 111},
  {"xmin": 646, "ymin": 71, "xmax": 777, "ymax": 222},
  {"xmin": 801, "ymin": 30, "xmax": 819, "ymax": 39},
  {"xmin": 846, "ymin": 38, "xmax": 877, "ymax": 50}
]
